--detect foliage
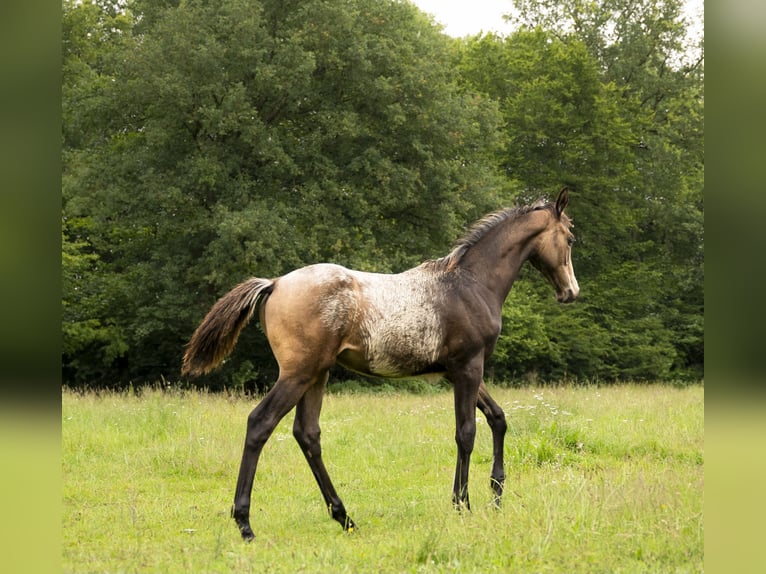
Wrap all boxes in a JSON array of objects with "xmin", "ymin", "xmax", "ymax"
[
  {"xmin": 61, "ymin": 0, "xmax": 703, "ymax": 388},
  {"xmin": 62, "ymin": 0, "xmax": 506, "ymax": 388},
  {"xmin": 62, "ymin": 220, "xmax": 129, "ymax": 384},
  {"xmin": 453, "ymin": 1, "xmax": 703, "ymax": 381}
]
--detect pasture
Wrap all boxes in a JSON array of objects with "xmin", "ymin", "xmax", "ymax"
[{"xmin": 62, "ymin": 384, "xmax": 703, "ymax": 573}]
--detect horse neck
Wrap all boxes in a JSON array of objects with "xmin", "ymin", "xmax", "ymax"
[{"xmin": 459, "ymin": 210, "xmax": 547, "ymax": 308}]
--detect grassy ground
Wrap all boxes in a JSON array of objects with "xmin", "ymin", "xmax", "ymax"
[{"xmin": 62, "ymin": 384, "xmax": 703, "ymax": 573}]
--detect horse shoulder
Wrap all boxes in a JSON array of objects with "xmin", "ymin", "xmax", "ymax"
[{"xmin": 438, "ymin": 274, "xmax": 504, "ymax": 359}]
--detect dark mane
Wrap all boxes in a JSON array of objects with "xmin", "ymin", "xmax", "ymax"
[{"xmin": 426, "ymin": 200, "xmax": 549, "ymax": 272}]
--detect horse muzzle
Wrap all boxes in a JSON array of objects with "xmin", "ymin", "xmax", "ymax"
[{"xmin": 556, "ymin": 287, "xmax": 579, "ymax": 303}]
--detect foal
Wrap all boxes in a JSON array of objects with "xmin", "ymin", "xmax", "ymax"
[{"xmin": 182, "ymin": 187, "xmax": 578, "ymax": 540}]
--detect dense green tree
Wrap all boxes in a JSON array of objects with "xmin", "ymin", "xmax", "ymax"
[
  {"xmin": 62, "ymin": 0, "xmax": 702, "ymax": 388},
  {"xmin": 62, "ymin": 0, "xmax": 506, "ymax": 388},
  {"xmin": 62, "ymin": 220, "xmax": 128, "ymax": 384},
  {"xmin": 62, "ymin": 0, "xmax": 138, "ymax": 385},
  {"xmin": 457, "ymin": 0, "xmax": 703, "ymax": 381}
]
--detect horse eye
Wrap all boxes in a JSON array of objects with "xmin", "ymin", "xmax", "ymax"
[{"xmin": 567, "ymin": 236, "xmax": 575, "ymax": 246}]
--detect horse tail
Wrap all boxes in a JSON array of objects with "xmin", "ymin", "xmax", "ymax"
[{"xmin": 182, "ymin": 277, "xmax": 275, "ymax": 377}]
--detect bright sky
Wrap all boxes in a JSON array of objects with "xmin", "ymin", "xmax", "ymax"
[
  {"xmin": 410, "ymin": 0, "xmax": 704, "ymax": 40},
  {"xmin": 411, "ymin": 0, "xmax": 516, "ymax": 37}
]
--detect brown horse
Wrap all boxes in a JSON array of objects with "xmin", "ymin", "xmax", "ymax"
[{"xmin": 182, "ymin": 187, "xmax": 578, "ymax": 540}]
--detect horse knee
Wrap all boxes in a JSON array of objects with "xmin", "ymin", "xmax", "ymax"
[
  {"xmin": 479, "ymin": 402, "xmax": 507, "ymax": 433},
  {"xmin": 293, "ymin": 423, "xmax": 321, "ymax": 456},
  {"xmin": 292, "ymin": 423, "xmax": 320, "ymax": 446},
  {"xmin": 244, "ymin": 409, "xmax": 277, "ymax": 450},
  {"xmin": 455, "ymin": 422, "xmax": 476, "ymax": 454},
  {"xmin": 491, "ymin": 411, "xmax": 507, "ymax": 435}
]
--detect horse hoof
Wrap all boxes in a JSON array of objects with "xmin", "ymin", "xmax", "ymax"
[{"xmin": 240, "ymin": 527, "xmax": 255, "ymax": 542}]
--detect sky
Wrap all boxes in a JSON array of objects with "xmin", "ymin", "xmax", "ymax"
[
  {"xmin": 410, "ymin": 0, "xmax": 704, "ymax": 40},
  {"xmin": 411, "ymin": 0, "xmax": 517, "ymax": 37}
]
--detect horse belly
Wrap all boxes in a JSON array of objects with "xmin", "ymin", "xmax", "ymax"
[
  {"xmin": 363, "ymin": 312, "xmax": 443, "ymax": 378},
  {"xmin": 337, "ymin": 268, "xmax": 448, "ymax": 379}
]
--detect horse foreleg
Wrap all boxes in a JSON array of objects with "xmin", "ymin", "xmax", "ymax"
[
  {"xmin": 477, "ymin": 381, "xmax": 507, "ymax": 507},
  {"xmin": 449, "ymin": 360, "xmax": 483, "ymax": 511},
  {"xmin": 292, "ymin": 373, "xmax": 355, "ymax": 532},
  {"xmin": 232, "ymin": 378, "xmax": 309, "ymax": 541}
]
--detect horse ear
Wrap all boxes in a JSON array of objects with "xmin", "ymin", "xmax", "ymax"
[{"xmin": 555, "ymin": 186, "xmax": 569, "ymax": 218}]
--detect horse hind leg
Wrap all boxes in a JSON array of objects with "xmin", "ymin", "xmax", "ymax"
[
  {"xmin": 292, "ymin": 371, "xmax": 355, "ymax": 532},
  {"xmin": 231, "ymin": 372, "xmax": 318, "ymax": 541},
  {"xmin": 477, "ymin": 382, "xmax": 507, "ymax": 507}
]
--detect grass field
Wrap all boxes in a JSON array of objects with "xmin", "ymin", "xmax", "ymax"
[{"xmin": 62, "ymin": 383, "xmax": 703, "ymax": 573}]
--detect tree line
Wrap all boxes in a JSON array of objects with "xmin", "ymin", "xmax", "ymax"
[{"xmin": 62, "ymin": 0, "xmax": 703, "ymax": 390}]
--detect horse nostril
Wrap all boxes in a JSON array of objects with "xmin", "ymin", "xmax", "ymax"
[{"xmin": 559, "ymin": 288, "xmax": 577, "ymax": 303}]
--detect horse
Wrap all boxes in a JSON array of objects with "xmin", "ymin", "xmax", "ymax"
[{"xmin": 181, "ymin": 186, "xmax": 578, "ymax": 540}]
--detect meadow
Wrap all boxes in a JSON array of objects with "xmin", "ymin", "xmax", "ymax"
[{"xmin": 62, "ymin": 383, "xmax": 703, "ymax": 573}]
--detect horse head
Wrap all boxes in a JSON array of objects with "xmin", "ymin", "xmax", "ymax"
[{"xmin": 528, "ymin": 187, "xmax": 579, "ymax": 303}]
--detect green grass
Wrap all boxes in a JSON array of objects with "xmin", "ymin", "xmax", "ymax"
[{"xmin": 62, "ymin": 384, "xmax": 703, "ymax": 573}]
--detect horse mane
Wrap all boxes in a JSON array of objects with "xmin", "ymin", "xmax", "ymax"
[{"xmin": 426, "ymin": 200, "xmax": 549, "ymax": 272}]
